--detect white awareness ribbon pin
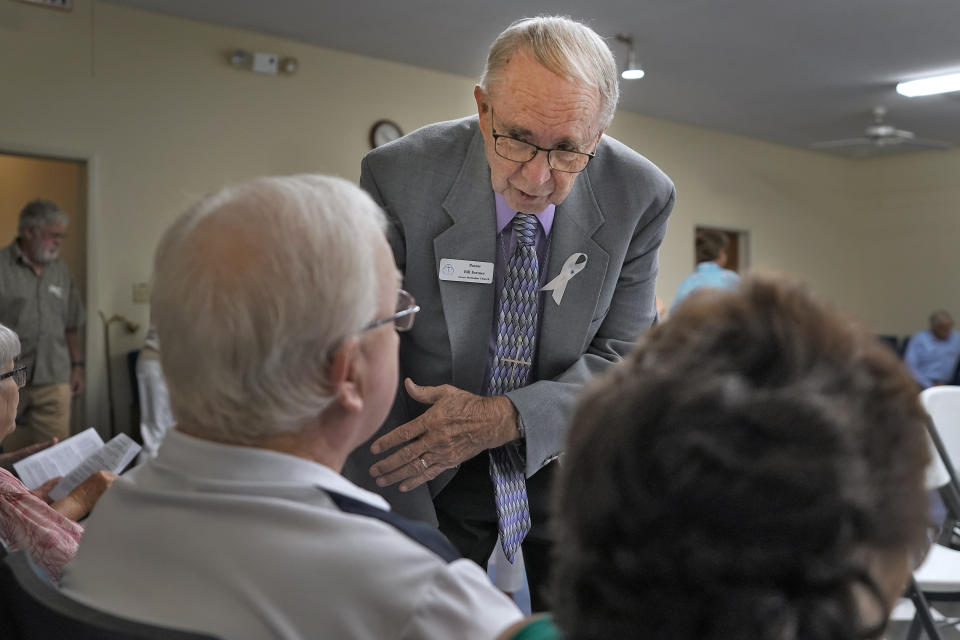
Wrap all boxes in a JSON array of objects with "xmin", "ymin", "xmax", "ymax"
[{"xmin": 541, "ymin": 252, "xmax": 587, "ymax": 305}]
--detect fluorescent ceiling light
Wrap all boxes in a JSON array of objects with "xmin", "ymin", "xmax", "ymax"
[
  {"xmin": 615, "ymin": 34, "xmax": 645, "ymax": 81},
  {"xmin": 897, "ymin": 72, "xmax": 960, "ymax": 97}
]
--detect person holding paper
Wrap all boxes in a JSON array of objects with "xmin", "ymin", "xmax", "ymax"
[
  {"xmin": 343, "ymin": 15, "xmax": 675, "ymax": 609},
  {"xmin": 61, "ymin": 175, "xmax": 522, "ymax": 639},
  {"xmin": 0, "ymin": 322, "xmax": 115, "ymax": 582}
]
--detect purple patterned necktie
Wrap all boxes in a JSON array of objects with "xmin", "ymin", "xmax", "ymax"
[{"xmin": 487, "ymin": 212, "xmax": 539, "ymax": 562}]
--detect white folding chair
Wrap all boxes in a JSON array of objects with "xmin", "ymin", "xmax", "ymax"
[
  {"xmin": 924, "ymin": 386, "xmax": 960, "ymax": 456},
  {"xmin": 904, "ymin": 386, "xmax": 960, "ymax": 639},
  {"xmin": 906, "ymin": 577, "xmax": 950, "ymax": 640}
]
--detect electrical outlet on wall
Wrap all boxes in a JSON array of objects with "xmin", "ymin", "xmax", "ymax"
[
  {"xmin": 132, "ymin": 282, "xmax": 151, "ymax": 304},
  {"xmin": 14, "ymin": 0, "xmax": 73, "ymax": 10}
]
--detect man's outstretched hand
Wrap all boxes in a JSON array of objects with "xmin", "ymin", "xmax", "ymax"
[{"xmin": 368, "ymin": 379, "xmax": 519, "ymax": 492}]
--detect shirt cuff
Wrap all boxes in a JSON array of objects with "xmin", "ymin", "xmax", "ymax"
[{"xmin": 515, "ymin": 414, "xmax": 527, "ymax": 463}]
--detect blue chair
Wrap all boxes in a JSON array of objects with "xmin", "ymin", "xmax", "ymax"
[
  {"xmin": 950, "ymin": 357, "xmax": 960, "ymax": 386},
  {"xmin": 901, "ymin": 335, "xmax": 912, "ymax": 358},
  {"xmin": 877, "ymin": 334, "xmax": 901, "ymax": 354},
  {"xmin": 0, "ymin": 549, "xmax": 219, "ymax": 639}
]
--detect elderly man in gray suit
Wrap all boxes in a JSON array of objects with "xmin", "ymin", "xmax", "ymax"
[{"xmin": 344, "ymin": 16, "xmax": 675, "ymax": 609}]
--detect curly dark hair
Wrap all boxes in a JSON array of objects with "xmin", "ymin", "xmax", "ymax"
[{"xmin": 551, "ymin": 274, "xmax": 930, "ymax": 640}]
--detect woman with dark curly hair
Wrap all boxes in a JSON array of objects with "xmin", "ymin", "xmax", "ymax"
[{"xmin": 502, "ymin": 275, "xmax": 931, "ymax": 640}]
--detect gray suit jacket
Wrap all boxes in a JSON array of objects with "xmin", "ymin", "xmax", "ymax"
[{"xmin": 343, "ymin": 116, "xmax": 675, "ymax": 523}]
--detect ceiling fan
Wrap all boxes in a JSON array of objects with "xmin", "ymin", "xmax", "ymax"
[{"xmin": 810, "ymin": 106, "xmax": 952, "ymax": 152}]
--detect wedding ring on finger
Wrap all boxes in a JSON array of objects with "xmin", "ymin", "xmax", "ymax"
[{"xmin": 418, "ymin": 456, "xmax": 428, "ymax": 471}]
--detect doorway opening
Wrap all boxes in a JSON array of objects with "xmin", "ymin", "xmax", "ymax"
[
  {"xmin": 0, "ymin": 151, "xmax": 89, "ymax": 435},
  {"xmin": 694, "ymin": 225, "xmax": 749, "ymax": 272}
]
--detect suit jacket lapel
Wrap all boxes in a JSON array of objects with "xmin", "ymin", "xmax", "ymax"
[
  {"xmin": 538, "ymin": 170, "xmax": 609, "ymax": 379},
  {"xmin": 435, "ymin": 127, "xmax": 497, "ymax": 392}
]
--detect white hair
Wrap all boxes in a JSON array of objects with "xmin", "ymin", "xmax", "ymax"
[
  {"xmin": 152, "ymin": 174, "xmax": 387, "ymax": 445},
  {"xmin": 480, "ymin": 16, "xmax": 620, "ymax": 130},
  {"xmin": 18, "ymin": 199, "xmax": 69, "ymax": 235},
  {"xmin": 0, "ymin": 323, "xmax": 20, "ymax": 364}
]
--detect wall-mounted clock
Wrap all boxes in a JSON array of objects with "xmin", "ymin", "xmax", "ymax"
[{"xmin": 369, "ymin": 119, "xmax": 403, "ymax": 149}]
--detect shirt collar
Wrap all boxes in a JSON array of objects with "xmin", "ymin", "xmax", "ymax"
[
  {"xmin": 695, "ymin": 261, "xmax": 722, "ymax": 272},
  {"xmin": 10, "ymin": 239, "xmax": 28, "ymax": 264},
  {"xmin": 495, "ymin": 193, "xmax": 555, "ymax": 236},
  {"xmin": 9, "ymin": 239, "xmax": 42, "ymax": 273},
  {"xmin": 156, "ymin": 429, "xmax": 391, "ymax": 510}
]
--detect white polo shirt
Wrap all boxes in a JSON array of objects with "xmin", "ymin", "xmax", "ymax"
[{"xmin": 62, "ymin": 429, "xmax": 522, "ymax": 639}]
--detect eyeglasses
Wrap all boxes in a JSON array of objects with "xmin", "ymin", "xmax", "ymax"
[
  {"xmin": 490, "ymin": 109, "xmax": 596, "ymax": 174},
  {"xmin": 0, "ymin": 366, "xmax": 27, "ymax": 388},
  {"xmin": 362, "ymin": 289, "xmax": 420, "ymax": 333}
]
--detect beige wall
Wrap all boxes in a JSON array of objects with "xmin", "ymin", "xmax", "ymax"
[
  {"xmin": 845, "ymin": 152, "xmax": 960, "ymax": 333},
  {"xmin": 606, "ymin": 113, "xmax": 867, "ymax": 315},
  {"xmin": 1, "ymin": 0, "xmax": 958, "ymax": 433}
]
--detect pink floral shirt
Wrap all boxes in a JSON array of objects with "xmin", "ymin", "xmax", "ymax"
[{"xmin": 0, "ymin": 467, "xmax": 83, "ymax": 582}]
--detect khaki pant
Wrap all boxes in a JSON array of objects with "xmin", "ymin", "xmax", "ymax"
[{"xmin": 6, "ymin": 383, "xmax": 72, "ymax": 450}]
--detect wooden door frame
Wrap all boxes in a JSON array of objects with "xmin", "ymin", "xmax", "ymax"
[
  {"xmin": 1, "ymin": 139, "xmax": 101, "ymax": 434},
  {"xmin": 694, "ymin": 224, "xmax": 750, "ymax": 273}
]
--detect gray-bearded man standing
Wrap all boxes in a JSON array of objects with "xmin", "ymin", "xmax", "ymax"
[{"xmin": 0, "ymin": 199, "xmax": 84, "ymax": 450}]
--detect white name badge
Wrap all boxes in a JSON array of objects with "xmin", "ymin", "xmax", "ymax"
[{"xmin": 438, "ymin": 258, "xmax": 494, "ymax": 284}]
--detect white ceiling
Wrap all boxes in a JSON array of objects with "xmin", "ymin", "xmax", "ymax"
[{"xmin": 104, "ymin": 0, "xmax": 960, "ymax": 157}]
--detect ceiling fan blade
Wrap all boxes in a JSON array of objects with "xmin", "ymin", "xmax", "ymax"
[
  {"xmin": 814, "ymin": 108, "xmax": 949, "ymax": 154},
  {"xmin": 874, "ymin": 136, "xmax": 907, "ymax": 147},
  {"xmin": 906, "ymin": 137, "xmax": 953, "ymax": 150},
  {"xmin": 810, "ymin": 137, "xmax": 872, "ymax": 149}
]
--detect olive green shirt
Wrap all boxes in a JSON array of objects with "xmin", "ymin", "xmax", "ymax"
[{"xmin": 0, "ymin": 241, "xmax": 84, "ymax": 385}]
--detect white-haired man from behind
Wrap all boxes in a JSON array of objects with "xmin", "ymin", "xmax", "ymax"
[{"xmin": 61, "ymin": 175, "xmax": 522, "ymax": 639}]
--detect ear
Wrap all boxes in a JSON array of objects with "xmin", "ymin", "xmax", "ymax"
[
  {"xmin": 593, "ymin": 126, "xmax": 607, "ymax": 150},
  {"xmin": 475, "ymin": 85, "xmax": 491, "ymax": 122},
  {"xmin": 328, "ymin": 336, "xmax": 363, "ymax": 413}
]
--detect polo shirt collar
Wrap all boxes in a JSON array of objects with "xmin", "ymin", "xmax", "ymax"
[{"xmin": 156, "ymin": 428, "xmax": 391, "ymax": 510}]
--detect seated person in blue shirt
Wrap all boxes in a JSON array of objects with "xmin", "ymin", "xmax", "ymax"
[
  {"xmin": 904, "ymin": 309, "xmax": 960, "ymax": 388},
  {"xmin": 502, "ymin": 275, "xmax": 930, "ymax": 640},
  {"xmin": 673, "ymin": 229, "xmax": 739, "ymax": 308}
]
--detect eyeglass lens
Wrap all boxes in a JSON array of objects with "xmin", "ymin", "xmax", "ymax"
[
  {"xmin": 1, "ymin": 367, "xmax": 27, "ymax": 388},
  {"xmin": 494, "ymin": 137, "xmax": 589, "ymax": 173}
]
